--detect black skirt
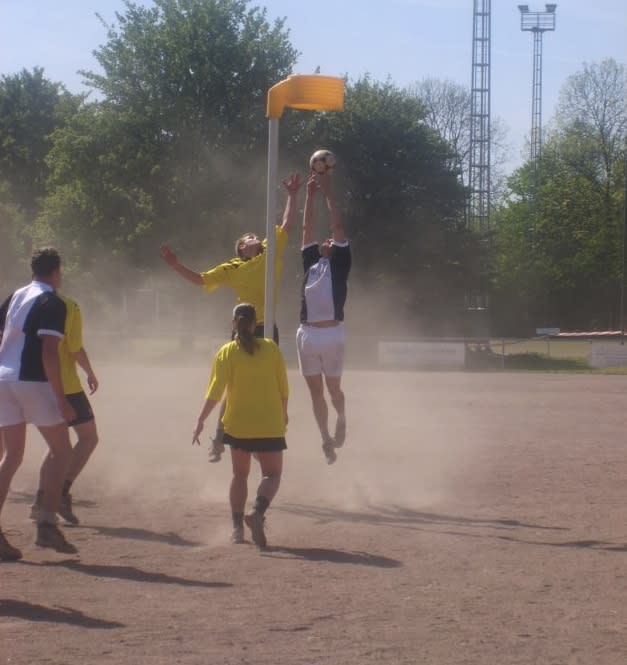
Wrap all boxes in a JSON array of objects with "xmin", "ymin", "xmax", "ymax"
[{"xmin": 223, "ymin": 432, "xmax": 287, "ymax": 452}]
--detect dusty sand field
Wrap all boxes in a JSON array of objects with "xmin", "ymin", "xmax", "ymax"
[{"xmin": 2, "ymin": 367, "xmax": 627, "ymax": 664}]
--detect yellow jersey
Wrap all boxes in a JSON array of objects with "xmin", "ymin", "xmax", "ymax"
[
  {"xmin": 58, "ymin": 295, "xmax": 83, "ymax": 395},
  {"xmin": 200, "ymin": 226, "xmax": 288, "ymax": 319},
  {"xmin": 205, "ymin": 338, "xmax": 288, "ymax": 438}
]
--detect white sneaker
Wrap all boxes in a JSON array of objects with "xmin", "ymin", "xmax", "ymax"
[{"xmin": 231, "ymin": 525, "xmax": 245, "ymax": 544}]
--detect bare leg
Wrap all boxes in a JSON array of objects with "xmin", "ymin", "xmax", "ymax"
[
  {"xmin": 0, "ymin": 426, "xmax": 25, "ymax": 560},
  {"xmin": 304, "ymin": 374, "xmax": 331, "ymax": 441},
  {"xmin": 245, "ymin": 451, "xmax": 283, "ymax": 548},
  {"xmin": 0, "ymin": 424, "xmax": 26, "ymax": 516},
  {"xmin": 229, "ymin": 447, "xmax": 251, "ymax": 514},
  {"xmin": 304, "ymin": 374, "xmax": 336, "ymax": 463},
  {"xmin": 36, "ymin": 423, "xmax": 72, "ymax": 522},
  {"xmin": 324, "ymin": 375, "xmax": 345, "ymax": 418},
  {"xmin": 325, "ymin": 375, "xmax": 346, "ymax": 447},
  {"xmin": 65, "ymin": 420, "xmax": 99, "ymax": 483},
  {"xmin": 255, "ymin": 451, "xmax": 283, "ymax": 506},
  {"xmin": 36, "ymin": 420, "xmax": 99, "ymax": 494}
]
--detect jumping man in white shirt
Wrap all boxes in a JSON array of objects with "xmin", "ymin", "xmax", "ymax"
[{"xmin": 296, "ymin": 173, "xmax": 351, "ymax": 464}]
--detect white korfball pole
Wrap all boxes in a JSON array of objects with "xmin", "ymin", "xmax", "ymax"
[
  {"xmin": 263, "ymin": 117, "xmax": 279, "ymax": 340},
  {"xmin": 263, "ymin": 75, "xmax": 345, "ymax": 338}
]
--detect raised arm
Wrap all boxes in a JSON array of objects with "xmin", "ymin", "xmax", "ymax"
[
  {"xmin": 302, "ymin": 173, "xmax": 319, "ymax": 247},
  {"xmin": 159, "ymin": 244, "xmax": 204, "ymax": 286},
  {"xmin": 318, "ymin": 174, "xmax": 345, "ymax": 243},
  {"xmin": 280, "ymin": 173, "xmax": 303, "ymax": 235}
]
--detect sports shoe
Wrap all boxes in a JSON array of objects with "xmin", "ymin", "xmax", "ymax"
[
  {"xmin": 29, "ymin": 502, "xmax": 43, "ymax": 522},
  {"xmin": 208, "ymin": 441, "xmax": 224, "ymax": 463},
  {"xmin": 0, "ymin": 530, "xmax": 23, "ymax": 561},
  {"xmin": 35, "ymin": 522, "xmax": 78, "ymax": 554},
  {"xmin": 58, "ymin": 494, "xmax": 79, "ymax": 526},
  {"xmin": 231, "ymin": 525, "xmax": 245, "ymax": 544},
  {"xmin": 322, "ymin": 438, "xmax": 337, "ymax": 465},
  {"xmin": 29, "ymin": 503, "xmax": 58, "ymax": 524},
  {"xmin": 244, "ymin": 511, "xmax": 267, "ymax": 549},
  {"xmin": 208, "ymin": 431, "xmax": 225, "ymax": 463},
  {"xmin": 334, "ymin": 417, "xmax": 346, "ymax": 448}
]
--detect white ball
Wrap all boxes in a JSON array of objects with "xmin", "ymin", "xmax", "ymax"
[{"xmin": 309, "ymin": 149, "xmax": 336, "ymax": 175}]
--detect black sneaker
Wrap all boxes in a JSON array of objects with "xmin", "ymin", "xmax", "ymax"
[
  {"xmin": 244, "ymin": 512, "xmax": 267, "ymax": 549},
  {"xmin": 35, "ymin": 522, "xmax": 78, "ymax": 554},
  {"xmin": 0, "ymin": 530, "xmax": 23, "ymax": 561},
  {"xmin": 58, "ymin": 494, "xmax": 79, "ymax": 525}
]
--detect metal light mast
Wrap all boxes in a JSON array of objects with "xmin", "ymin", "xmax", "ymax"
[
  {"xmin": 468, "ymin": 0, "xmax": 491, "ymax": 312},
  {"xmin": 518, "ymin": 4, "xmax": 557, "ymax": 169}
]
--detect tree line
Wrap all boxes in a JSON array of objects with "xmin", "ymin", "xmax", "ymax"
[{"xmin": 0, "ymin": 0, "xmax": 624, "ymax": 336}]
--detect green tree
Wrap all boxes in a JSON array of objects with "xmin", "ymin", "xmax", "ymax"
[
  {"xmin": 492, "ymin": 59, "xmax": 626, "ymax": 333},
  {"xmin": 0, "ymin": 67, "xmax": 81, "ymax": 216},
  {"xmin": 408, "ymin": 78, "xmax": 510, "ymax": 202},
  {"xmin": 43, "ymin": 0, "xmax": 298, "ymax": 267},
  {"xmin": 283, "ymin": 77, "xmax": 470, "ymax": 334}
]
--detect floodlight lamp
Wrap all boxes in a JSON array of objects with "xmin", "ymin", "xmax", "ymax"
[
  {"xmin": 545, "ymin": 3, "xmax": 557, "ymax": 12},
  {"xmin": 518, "ymin": 4, "xmax": 529, "ymax": 13}
]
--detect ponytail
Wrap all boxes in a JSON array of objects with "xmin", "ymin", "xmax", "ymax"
[{"xmin": 233, "ymin": 303, "xmax": 258, "ymax": 355}]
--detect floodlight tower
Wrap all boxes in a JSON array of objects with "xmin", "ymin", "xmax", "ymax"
[
  {"xmin": 518, "ymin": 4, "xmax": 557, "ymax": 169},
  {"xmin": 467, "ymin": 0, "xmax": 491, "ymax": 313}
]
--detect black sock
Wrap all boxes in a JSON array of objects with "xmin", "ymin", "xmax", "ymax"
[
  {"xmin": 62, "ymin": 480, "xmax": 72, "ymax": 497},
  {"xmin": 232, "ymin": 512, "xmax": 244, "ymax": 529},
  {"xmin": 253, "ymin": 495, "xmax": 270, "ymax": 516}
]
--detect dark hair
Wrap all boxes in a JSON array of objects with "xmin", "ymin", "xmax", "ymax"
[
  {"xmin": 31, "ymin": 247, "xmax": 61, "ymax": 278},
  {"xmin": 233, "ymin": 303, "xmax": 258, "ymax": 355},
  {"xmin": 235, "ymin": 234, "xmax": 247, "ymax": 258}
]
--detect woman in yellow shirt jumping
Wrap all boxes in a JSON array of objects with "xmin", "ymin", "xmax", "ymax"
[{"xmin": 192, "ymin": 303, "xmax": 288, "ymax": 548}]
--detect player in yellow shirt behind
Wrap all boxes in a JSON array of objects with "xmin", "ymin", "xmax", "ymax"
[
  {"xmin": 31, "ymin": 295, "xmax": 99, "ymax": 525},
  {"xmin": 192, "ymin": 303, "xmax": 288, "ymax": 549}
]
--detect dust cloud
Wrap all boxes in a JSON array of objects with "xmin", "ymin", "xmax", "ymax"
[{"xmin": 6, "ymin": 155, "xmax": 475, "ymax": 536}]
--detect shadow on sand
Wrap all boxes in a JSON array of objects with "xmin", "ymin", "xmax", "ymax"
[
  {"xmin": 19, "ymin": 559, "xmax": 232, "ymax": 589},
  {"xmin": 82, "ymin": 524, "xmax": 203, "ymax": 547},
  {"xmin": 0, "ymin": 599, "xmax": 124, "ymax": 629},
  {"xmin": 280, "ymin": 504, "xmax": 627, "ymax": 553},
  {"xmin": 8, "ymin": 490, "xmax": 97, "ymax": 510},
  {"xmin": 278, "ymin": 503, "xmax": 568, "ymax": 532},
  {"xmin": 262, "ymin": 545, "xmax": 402, "ymax": 568}
]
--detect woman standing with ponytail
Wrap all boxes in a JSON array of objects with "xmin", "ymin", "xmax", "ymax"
[{"xmin": 192, "ymin": 304, "xmax": 288, "ymax": 548}]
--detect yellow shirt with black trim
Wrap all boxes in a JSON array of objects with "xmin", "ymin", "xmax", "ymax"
[
  {"xmin": 205, "ymin": 338, "xmax": 288, "ymax": 439},
  {"xmin": 200, "ymin": 225, "xmax": 288, "ymax": 319},
  {"xmin": 58, "ymin": 295, "xmax": 83, "ymax": 395}
]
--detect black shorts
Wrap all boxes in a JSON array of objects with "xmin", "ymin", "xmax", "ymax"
[
  {"xmin": 230, "ymin": 323, "xmax": 279, "ymax": 345},
  {"xmin": 66, "ymin": 391, "xmax": 95, "ymax": 427},
  {"xmin": 223, "ymin": 432, "xmax": 287, "ymax": 453}
]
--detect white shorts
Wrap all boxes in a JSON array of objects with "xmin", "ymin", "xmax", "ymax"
[
  {"xmin": 0, "ymin": 381, "xmax": 64, "ymax": 427},
  {"xmin": 296, "ymin": 324, "xmax": 345, "ymax": 377}
]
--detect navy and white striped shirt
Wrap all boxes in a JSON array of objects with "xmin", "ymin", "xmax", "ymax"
[
  {"xmin": 0, "ymin": 282, "xmax": 66, "ymax": 382},
  {"xmin": 300, "ymin": 241, "xmax": 351, "ymax": 323}
]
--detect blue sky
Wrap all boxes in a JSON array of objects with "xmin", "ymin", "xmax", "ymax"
[{"xmin": 1, "ymin": 0, "xmax": 625, "ymax": 170}]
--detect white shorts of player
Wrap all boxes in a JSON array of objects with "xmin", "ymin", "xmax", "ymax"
[
  {"xmin": 296, "ymin": 323, "xmax": 345, "ymax": 377},
  {"xmin": 0, "ymin": 381, "xmax": 64, "ymax": 427}
]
